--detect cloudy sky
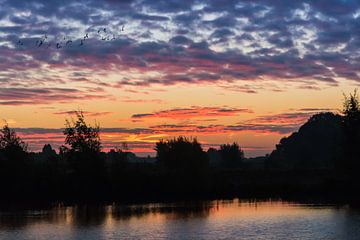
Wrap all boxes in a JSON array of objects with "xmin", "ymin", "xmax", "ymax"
[{"xmin": 0, "ymin": 0, "xmax": 359, "ymax": 156}]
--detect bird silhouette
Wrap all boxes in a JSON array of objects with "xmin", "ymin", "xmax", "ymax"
[
  {"xmin": 14, "ymin": 26, "xmax": 126, "ymax": 50},
  {"xmin": 66, "ymin": 40, "xmax": 73, "ymax": 46}
]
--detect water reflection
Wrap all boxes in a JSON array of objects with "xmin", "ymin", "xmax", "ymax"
[
  {"xmin": 0, "ymin": 201, "xmax": 215, "ymax": 229},
  {"xmin": 0, "ymin": 200, "xmax": 359, "ymax": 239}
]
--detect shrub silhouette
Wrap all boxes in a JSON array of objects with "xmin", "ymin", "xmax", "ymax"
[
  {"xmin": 219, "ymin": 143, "xmax": 244, "ymax": 168},
  {"xmin": 155, "ymin": 136, "xmax": 208, "ymax": 172}
]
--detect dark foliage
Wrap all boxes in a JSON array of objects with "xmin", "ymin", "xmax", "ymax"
[
  {"xmin": 154, "ymin": 137, "xmax": 209, "ymax": 196},
  {"xmin": 341, "ymin": 90, "xmax": 360, "ymax": 171},
  {"xmin": 267, "ymin": 90, "xmax": 360, "ymax": 174},
  {"xmin": 267, "ymin": 112, "xmax": 343, "ymax": 170},
  {"xmin": 219, "ymin": 143, "xmax": 244, "ymax": 168},
  {"xmin": 59, "ymin": 111, "xmax": 105, "ymax": 195},
  {"xmin": 0, "ymin": 124, "xmax": 29, "ymax": 185},
  {"xmin": 155, "ymin": 136, "xmax": 209, "ymax": 172},
  {"xmin": 0, "ymin": 124, "xmax": 28, "ymax": 157}
]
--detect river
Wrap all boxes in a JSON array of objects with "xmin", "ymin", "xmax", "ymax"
[{"xmin": 0, "ymin": 199, "xmax": 359, "ymax": 239}]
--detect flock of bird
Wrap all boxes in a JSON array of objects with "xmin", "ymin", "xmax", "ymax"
[{"xmin": 16, "ymin": 26, "xmax": 125, "ymax": 49}]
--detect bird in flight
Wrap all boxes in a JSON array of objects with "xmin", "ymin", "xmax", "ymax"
[
  {"xmin": 38, "ymin": 40, "xmax": 44, "ymax": 47},
  {"xmin": 66, "ymin": 40, "xmax": 73, "ymax": 46},
  {"xmin": 15, "ymin": 25, "xmax": 126, "ymax": 49}
]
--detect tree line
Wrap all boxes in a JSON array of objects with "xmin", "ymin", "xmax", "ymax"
[
  {"xmin": 0, "ymin": 111, "xmax": 244, "ymax": 201},
  {"xmin": 0, "ymin": 90, "xmax": 359, "ymax": 202}
]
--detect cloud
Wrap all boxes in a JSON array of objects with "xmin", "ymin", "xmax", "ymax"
[
  {"xmin": 248, "ymin": 112, "xmax": 313, "ymax": 125},
  {"xmin": 121, "ymin": 98, "xmax": 164, "ymax": 104},
  {"xmin": 0, "ymin": 0, "xmax": 359, "ymax": 94},
  {"xmin": 242, "ymin": 108, "xmax": 337, "ymax": 127},
  {"xmin": 0, "ymin": 87, "xmax": 108, "ymax": 105},
  {"xmin": 149, "ymin": 123, "xmax": 299, "ymax": 135},
  {"xmin": 53, "ymin": 111, "xmax": 113, "ymax": 117},
  {"xmin": 131, "ymin": 106, "xmax": 253, "ymax": 120}
]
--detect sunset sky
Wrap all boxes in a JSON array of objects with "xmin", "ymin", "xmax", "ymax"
[{"xmin": 0, "ymin": 0, "xmax": 359, "ymax": 156}]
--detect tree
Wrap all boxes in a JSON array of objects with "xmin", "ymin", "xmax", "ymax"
[
  {"xmin": 343, "ymin": 89, "xmax": 360, "ymax": 123},
  {"xmin": 60, "ymin": 111, "xmax": 104, "ymax": 191},
  {"xmin": 267, "ymin": 112, "xmax": 343, "ymax": 170},
  {"xmin": 342, "ymin": 90, "xmax": 360, "ymax": 171},
  {"xmin": 41, "ymin": 144, "xmax": 60, "ymax": 168},
  {"xmin": 0, "ymin": 124, "xmax": 27, "ymax": 153},
  {"xmin": 219, "ymin": 143, "xmax": 244, "ymax": 168},
  {"xmin": 42, "ymin": 144, "xmax": 56, "ymax": 156},
  {"xmin": 0, "ymin": 124, "xmax": 28, "ymax": 164},
  {"xmin": 0, "ymin": 124, "xmax": 29, "ymax": 187},
  {"xmin": 155, "ymin": 137, "xmax": 208, "ymax": 195},
  {"xmin": 155, "ymin": 136, "xmax": 208, "ymax": 172},
  {"xmin": 61, "ymin": 111, "xmax": 101, "ymax": 154}
]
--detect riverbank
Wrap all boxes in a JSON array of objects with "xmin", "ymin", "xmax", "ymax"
[{"xmin": 1, "ymin": 168, "xmax": 359, "ymax": 205}]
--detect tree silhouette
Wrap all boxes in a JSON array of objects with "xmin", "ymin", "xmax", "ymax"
[
  {"xmin": 155, "ymin": 137, "xmax": 209, "ymax": 196},
  {"xmin": 343, "ymin": 90, "xmax": 360, "ymax": 121},
  {"xmin": 0, "ymin": 124, "xmax": 29, "ymax": 193},
  {"xmin": 60, "ymin": 111, "xmax": 104, "ymax": 194},
  {"xmin": 342, "ymin": 90, "xmax": 360, "ymax": 171},
  {"xmin": 0, "ymin": 124, "xmax": 27, "ymax": 154},
  {"xmin": 219, "ymin": 143, "xmax": 244, "ymax": 168},
  {"xmin": 61, "ymin": 111, "xmax": 101, "ymax": 154},
  {"xmin": 0, "ymin": 124, "xmax": 28, "ymax": 166},
  {"xmin": 267, "ymin": 112, "xmax": 343, "ymax": 170},
  {"xmin": 155, "ymin": 136, "xmax": 208, "ymax": 172},
  {"xmin": 42, "ymin": 144, "xmax": 56, "ymax": 156}
]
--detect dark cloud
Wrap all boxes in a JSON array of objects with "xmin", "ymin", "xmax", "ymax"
[
  {"xmin": 203, "ymin": 15, "xmax": 237, "ymax": 28},
  {"xmin": 131, "ymin": 106, "xmax": 253, "ymax": 120},
  {"xmin": 53, "ymin": 111, "xmax": 113, "ymax": 117},
  {"xmin": 169, "ymin": 35, "xmax": 193, "ymax": 45},
  {"xmin": 0, "ymin": 88, "xmax": 108, "ymax": 105},
  {"xmin": 210, "ymin": 28, "xmax": 235, "ymax": 43},
  {"xmin": 131, "ymin": 13, "xmax": 169, "ymax": 21},
  {"xmin": 0, "ymin": 0, "xmax": 359, "ymax": 95},
  {"xmin": 316, "ymin": 28, "xmax": 352, "ymax": 45}
]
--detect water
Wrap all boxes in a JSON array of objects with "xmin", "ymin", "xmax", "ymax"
[{"xmin": 0, "ymin": 200, "xmax": 359, "ymax": 240}]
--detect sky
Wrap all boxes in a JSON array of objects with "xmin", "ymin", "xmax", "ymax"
[{"xmin": 0, "ymin": 0, "xmax": 359, "ymax": 157}]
